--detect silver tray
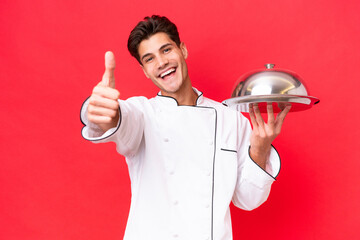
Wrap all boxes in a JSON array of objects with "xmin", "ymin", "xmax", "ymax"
[{"xmin": 222, "ymin": 94, "xmax": 320, "ymax": 113}]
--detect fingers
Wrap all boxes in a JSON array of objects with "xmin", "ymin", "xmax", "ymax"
[
  {"xmin": 276, "ymin": 103, "xmax": 291, "ymax": 124},
  {"xmin": 249, "ymin": 104, "xmax": 266, "ymax": 137},
  {"xmin": 249, "ymin": 102, "xmax": 290, "ymax": 132},
  {"xmin": 93, "ymin": 85, "xmax": 120, "ymax": 100},
  {"xmin": 250, "ymin": 102, "xmax": 290, "ymax": 124},
  {"xmin": 102, "ymin": 51, "xmax": 116, "ymax": 88},
  {"xmin": 89, "ymin": 93, "xmax": 119, "ymax": 109},
  {"xmin": 270, "ymin": 103, "xmax": 290, "ymax": 135},
  {"xmin": 252, "ymin": 104, "xmax": 265, "ymax": 128},
  {"xmin": 249, "ymin": 104, "xmax": 258, "ymax": 130},
  {"xmin": 267, "ymin": 103, "xmax": 275, "ymax": 124},
  {"xmin": 87, "ymin": 92, "xmax": 120, "ymax": 130},
  {"xmin": 249, "ymin": 103, "xmax": 291, "ymax": 154},
  {"xmin": 88, "ymin": 103, "xmax": 119, "ymax": 121}
]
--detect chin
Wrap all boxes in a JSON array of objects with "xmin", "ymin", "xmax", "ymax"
[
  {"xmin": 161, "ymin": 88, "xmax": 179, "ymax": 95},
  {"xmin": 159, "ymin": 81, "xmax": 182, "ymax": 94}
]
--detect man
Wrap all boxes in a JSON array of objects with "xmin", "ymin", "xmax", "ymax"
[{"xmin": 80, "ymin": 15, "xmax": 290, "ymax": 240}]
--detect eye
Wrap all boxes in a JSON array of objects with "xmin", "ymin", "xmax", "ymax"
[
  {"xmin": 163, "ymin": 47, "xmax": 171, "ymax": 53},
  {"xmin": 144, "ymin": 56, "xmax": 153, "ymax": 63}
]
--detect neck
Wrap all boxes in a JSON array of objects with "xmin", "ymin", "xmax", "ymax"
[
  {"xmin": 161, "ymin": 82, "xmax": 198, "ymax": 106},
  {"xmin": 173, "ymin": 88, "xmax": 198, "ymax": 106}
]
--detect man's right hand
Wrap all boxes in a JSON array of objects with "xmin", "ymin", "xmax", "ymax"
[{"xmin": 87, "ymin": 51, "xmax": 120, "ymax": 132}]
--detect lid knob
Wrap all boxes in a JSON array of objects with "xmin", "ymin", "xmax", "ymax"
[{"xmin": 265, "ymin": 63, "xmax": 275, "ymax": 69}]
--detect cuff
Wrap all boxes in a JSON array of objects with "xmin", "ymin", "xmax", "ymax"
[
  {"xmin": 80, "ymin": 97, "xmax": 121, "ymax": 142},
  {"xmin": 242, "ymin": 145, "xmax": 281, "ymax": 188}
]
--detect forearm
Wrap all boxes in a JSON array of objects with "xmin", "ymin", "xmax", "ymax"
[
  {"xmin": 249, "ymin": 144, "xmax": 272, "ymax": 170},
  {"xmin": 232, "ymin": 145, "xmax": 281, "ymax": 210}
]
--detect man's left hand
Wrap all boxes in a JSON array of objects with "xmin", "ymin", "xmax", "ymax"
[{"xmin": 248, "ymin": 103, "xmax": 291, "ymax": 169}]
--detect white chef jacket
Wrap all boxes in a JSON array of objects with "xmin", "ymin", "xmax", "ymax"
[{"xmin": 80, "ymin": 88, "xmax": 280, "ymax": 240}]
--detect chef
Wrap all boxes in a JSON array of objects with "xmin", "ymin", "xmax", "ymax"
[{"xmin": 80, "ymin": 15, "xmax": 291, "ymax": 240}]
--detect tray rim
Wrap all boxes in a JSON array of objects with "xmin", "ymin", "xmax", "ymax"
[{"xmin": 222, "ymin": 94, "xmax": 320, "ymax": 106}]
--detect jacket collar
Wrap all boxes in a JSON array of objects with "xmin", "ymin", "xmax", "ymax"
[{"xmin": 156, "ymin": 87, "xmax": 204, "ymax": 106}]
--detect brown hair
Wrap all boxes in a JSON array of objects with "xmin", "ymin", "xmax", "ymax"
[{"xmin": 127, "ymin": 15, "xmax": 181, "ymax": 64}]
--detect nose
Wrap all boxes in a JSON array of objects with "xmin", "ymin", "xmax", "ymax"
[{"xmin": 157, "ymin": 55, "xmax": 169, "ymax": 69}]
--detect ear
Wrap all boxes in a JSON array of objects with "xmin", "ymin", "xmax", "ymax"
[
  {"xmin": 180, "ymin": 42, "xmax": 188, "ymax": 59},
  {"xmin": 141, "ymin": 65, "xmax": 150, "ymax": 78}
]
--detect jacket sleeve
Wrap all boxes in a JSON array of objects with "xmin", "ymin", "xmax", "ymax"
[
  {"xmin": 80, "ymin": 97, "xmax": 145, "ymax": 158},
  {"xmin": 231, "ymin": 114, "xmax": 281, "ymax": 211}
]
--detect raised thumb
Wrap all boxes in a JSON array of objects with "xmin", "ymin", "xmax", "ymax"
[{"xmin": 102, "ymin": 51, "xmax": 116, "ymax": 88}]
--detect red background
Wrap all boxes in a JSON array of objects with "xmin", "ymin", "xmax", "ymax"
[{"xmin": 1, "ymin": 0, "xmax": 359, "ymax": 239}]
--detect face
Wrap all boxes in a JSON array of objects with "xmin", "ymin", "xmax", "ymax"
[{"xmin": 138, "ymin": 32, "xmax": 190, "ymax": 97}]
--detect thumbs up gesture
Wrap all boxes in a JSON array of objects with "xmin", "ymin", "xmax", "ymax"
[
  {"xmin": 101, "ymin": 51, "xmax": 116, "ymax": 88},
  {"xmin": 87, "ymin": 51, "xmax": 120, "ymax": 132}
]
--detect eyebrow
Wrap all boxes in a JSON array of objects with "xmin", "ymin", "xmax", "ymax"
[{"xmin": 141, "ymin": 43, "xmax": 173, "ymax": 62}]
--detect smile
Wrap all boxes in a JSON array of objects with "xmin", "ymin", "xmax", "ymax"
[{"xmin": 159, "ymin": 68, "xmax": 176, "ymax": 79}]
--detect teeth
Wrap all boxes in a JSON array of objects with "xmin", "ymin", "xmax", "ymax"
[{"xmin": 160, "ymin": 68, "xmax": 175, "ymax": 78}]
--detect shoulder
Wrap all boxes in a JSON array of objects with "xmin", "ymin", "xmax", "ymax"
[
  {"xmin": 122, "ymin": 95, "xmax": 167, "ymax": 115},
  {"xmin": 202, "ymin": 96, "xmax": 235, "ymax": 113},
  {"xmin": 118, "ymin": 96, "xmax": 152, "ymax": 112},
  {"xmin": 122, "ymin": 96, "xmax": 153, "ymax": 106},
  {"xmin": 202, "ymin": 96, "xmax": 250, "ymax": 124}
]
